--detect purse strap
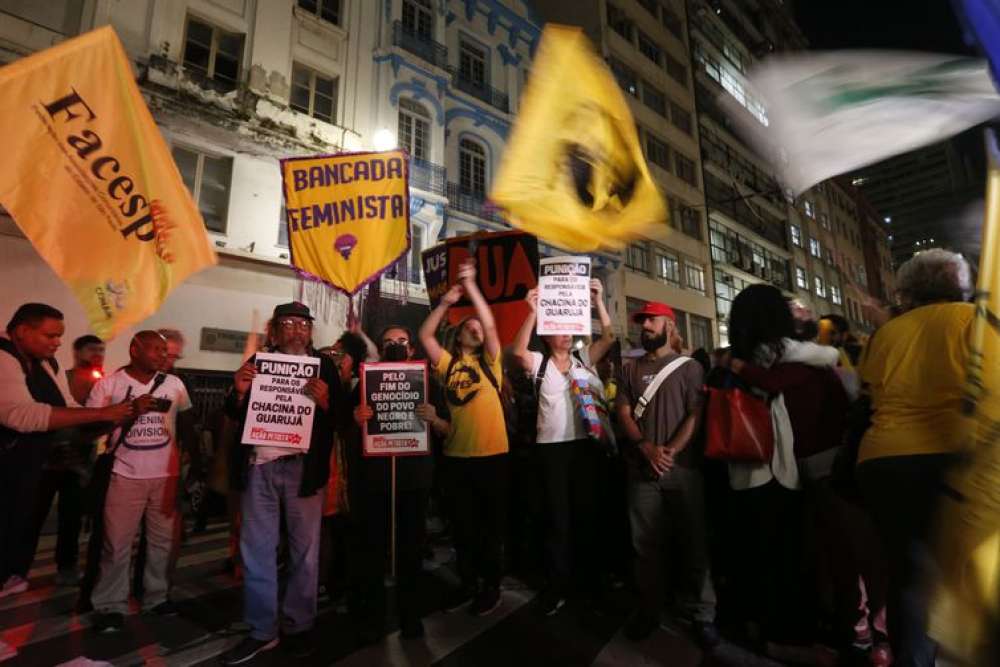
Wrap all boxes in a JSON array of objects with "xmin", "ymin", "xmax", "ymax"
[{"xmin": 634, "ymin": 356, "xmax": 691, "ymax": 420}]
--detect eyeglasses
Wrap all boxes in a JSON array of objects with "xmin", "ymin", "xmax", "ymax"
[
  {"xmin": 276, "ymin": 319, "xmax": 313, "ymax": 331},
  {"xmin": 382, "ymin": 338, "xmax": 410, "ymax": 347}
]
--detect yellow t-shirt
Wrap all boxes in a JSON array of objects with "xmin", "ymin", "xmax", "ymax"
[
  {"xmin": 858, "ymin": 302, "xmax": 975, "ymax": 464},
  {"xmin": 435, "ymin": 350, "xmax": 509, "ymax": 458}
]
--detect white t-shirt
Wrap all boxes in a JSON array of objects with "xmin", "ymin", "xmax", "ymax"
[
  {"xmin": 529, "ymin": 350, "xmax": 603, "ymax": 444},
  {"xmin": 87, "ymin": 369, "xmax": 192, "ymax": 479}
]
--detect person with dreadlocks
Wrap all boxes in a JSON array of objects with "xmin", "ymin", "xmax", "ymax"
[{"xmin": 419, "ymin": 259, "xmax": 509, "ymax": 617}]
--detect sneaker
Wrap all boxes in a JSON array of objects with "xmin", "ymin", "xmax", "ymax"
[
  {"xmin": 400, "ymin": 617, "xmax": 425, "ymax": 640},
  {"xmin": 692, "ymin": 621, "xmax": 721, "ymax": 649},
  {"xmin": 146, "ymin": 600, "xmax": 180, "ymax": 616},
  {"xmin": 624, "ymin": 612, "xmax": 658, "ymax": 642},
  {"xmin": 471, "ymin": 587, "xmax": 502, "ymax": 617},
  {"xmin": 537, "ymin": 590, "xmax": 566, "ymax": 617},
  {"xmin": 92, "ymin": 611, "xmax": 125, "ymax": 634},
  {"xmin": 0, "ymin": 639, "xmax": 17, "ymax": 663},
  {"xmin": 443, "ymin": 587, "xmax": 475, "ymax": 613},
  {"xmin": 55, "ymin": 569, "xmax": 80, "ymax": 587},
  {"xmin": 219, "ymin": 637, "xmax": 280, "ymax": 666},
  {"xmin": 0, "ymin": 576, "xmax": 28, "ymax": 598},
  {"xmin": 282, "ymin": 631, "xmax": 315, "ymax": 658}
]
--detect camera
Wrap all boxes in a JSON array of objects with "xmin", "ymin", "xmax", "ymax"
[{"xmin": 149, "ymin": 397, "xmax": 172, "ymax": 413}]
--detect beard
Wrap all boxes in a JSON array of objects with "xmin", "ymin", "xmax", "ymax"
[{"xmin": 640, "ymin": 330, "xmax": 668, "ymax": 352}]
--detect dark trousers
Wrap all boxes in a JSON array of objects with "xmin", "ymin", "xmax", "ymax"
[
  {"xmin": 857, "ymin": 453, "xmax": 957, "ymax": 667},
  {"xmin": 0, "ymin": 441, "xmax": 49, "ymax": 581},
  {"xmin": 731, "ymin": 480, "xmax": 807, "ymax": 640},
  {"xmin": 536, "ymin": 441, "xmax": 602, "ymax": 593},
  {"xmin": 445, "ymin": 454, "xmax": 508, "ymax": 591},
  {"xmin": 29, "ymin": 468, "xmax": 85, "ymax": 573},
  {"xmin": 347, "ymin": 485, "xmax": 430, "ymax": 628}
]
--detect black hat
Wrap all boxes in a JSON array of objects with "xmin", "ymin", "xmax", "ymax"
[{"xmin": 272, "ymin": 301, "xmax": 313, "ymax": 321}]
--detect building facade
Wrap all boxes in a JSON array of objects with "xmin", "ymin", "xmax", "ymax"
[
  {"xmin": 533, "ymin": 0, "xmax": 718, "ymax": 352},
  {"xmin": 0, "ymin": 0, "xmax": 541, "ymax": 383}
]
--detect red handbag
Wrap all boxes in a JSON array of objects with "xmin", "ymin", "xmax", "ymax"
[{"xmin": 704, "ymin": 386, "xmax": 774, "ymax": 463}]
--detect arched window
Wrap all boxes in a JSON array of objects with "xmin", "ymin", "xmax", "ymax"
[
  {"xmin": 459, "ymin": 138, "xmax": 486, "ymax": 197},
  {"xmin": 398, "ymin": 98, "xmax": 430, "ymax": 161},
  {"xmin": 402, "ymin": 0, "xmax": 433, "ymax": 40}
]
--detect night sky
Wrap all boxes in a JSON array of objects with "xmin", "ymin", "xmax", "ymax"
[{"xmin": 793, "ymin": 0, "xmax": 969, "ymax": 55}]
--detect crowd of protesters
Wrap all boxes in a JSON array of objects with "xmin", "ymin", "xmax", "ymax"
[{"xmin": 0, "ymin": 247, "xmax": 983, "ymax": 667}]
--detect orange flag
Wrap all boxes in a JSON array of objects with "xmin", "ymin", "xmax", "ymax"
[{"xmin": 0, "ymin": 26, "xmax": 217, "ymax": 339}]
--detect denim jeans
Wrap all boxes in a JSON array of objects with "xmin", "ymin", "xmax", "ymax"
[{"xmin": 241, "ymin": 455, "xmax": 323, "ymax": 641}]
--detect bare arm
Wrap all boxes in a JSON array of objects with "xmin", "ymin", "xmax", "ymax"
[
  {"xmin": 666, "ymin": 409, "xmax": 700, "ymax": 457},
  {"xmin": 587, "ymin": 279, "xmax": 616, "ymax": 366},
  {"xmin": 419, "ymin": 284, "xmax": 464, "ymax": 367},
  {"xmin": 617, "ymin": 401, "xmax": 672, "ymax": 476},
  {"xmin": 511, "ymin": 288, "xmax": 538, "ymax": 372},
  {"xmin": 457, "ymin": 260, "xmax": 501, "ymax": 361},
  {"xmin": 47, "ymin": 404, "xmax": 135, "ymax": 431}
]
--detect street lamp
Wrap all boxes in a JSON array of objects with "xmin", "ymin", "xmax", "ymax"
[{"xmin": 373, "ymin": 128, "xmax": 396, "ymax": 152}]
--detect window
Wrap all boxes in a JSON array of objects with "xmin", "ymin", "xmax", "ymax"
[
  {"xmin": 657, "ymin": 252, "xmax": 680, "ymax": 286},
  {"xmin": 402, "ymin": 0, "xmax": 433, "ymax": 40},
  {"xmin": 296, "ymin": 0, "xmax": 340, "ymax": 25},
  {"xmin": 672, "ymin": 200, "xmax": 702, "ymax": 239},
  {"xmin": 675, "ymin": 152, "xmax": 697, "ymax": 187},
  {"xmin": 398, "ymin": 98, "xmax": 430, "ymax": 161},
  {"xmin": 645, "ymin": 133, "xmax": 671, "ymax": 171},
  {"xmin": 459, "ymin": 38, "xmax": 487, "ymax": 87},
  {"xmin": 831, "ymin": 284, "xmax": 843, "ymax": 305},
  {"xmin": 809, "ymin": 238, "xmax": 821, "ymax": 258},
  {"xmin": 183, "ymin": 16, "xmax": 243, "ymax": 92},
  {"xmin": 858, "ymin": 265, "xmax": 868, "ymax": 286},
  {"xmin": 607, "ymin": 4, "xmax": 633, "ymax": 41},
  {"xmin": 796, "ymin": 266, "xmax": 807, "ymax": 289},
  {"xmin": 608, "ymin": 57, "xmax": 638, "ymax": 97},
  {"xmin": 638, "ymin": 31, "xmax": 662, "ymax": 66},
  {"xmin": 0, "ymin": 0, "xmax": 84, "ymax": 35},
  {"xmin": 685, "ymin": 263, "xmax": 706, "ymax": 294},
  {"xmin": 790, "ymin": 224, "xmax": 802, "ymax": 247},
  {"xmin": 171, "ymin": 145, "xmax": 232, "ymax": 233},
  {"xmin": 665, "ymin": 52, "xmax": 687, "ymax": 85},
  {"xmin": 278, "ymin": 203, "xmax": 288, "ymax": 248},
  {"xmin": 820, "ymin": 212, "xmax": 830, "ymax": 230},
  {"xmin": 814, "ymin": 275, "xmax": 826, "ymax": 298},
  {"xmin": 290, "ymin": 63, "xmax": 338, "ymax": 124},
  {"xmin": 626, "ymin": 243, "xmax": 648, "ymax": 273},
  {"xmin": 825, "ymin": 247, "xmax": 835, "ymax": 265},
  {"xmin": 661, "ymin": 5, "xmax": 684, "ymax": 41},
  {"xmin": 690, "ymin": 314, "xmax": 712, "ymax": 351},
  {"xmin": 386, "ymin": 223, "xmax": 425, "ymax": 284},
  {"xmin": 459, "ymin": 138, "xmax": 487, "ymax": 197},
  {"xmin": 804, "ymin": 200, "xmax": 815, "ymax": 218},
  {"xmin": 670, "ymin": 102, "xmax": 692, "ymax": 134},
  {"xmin": 641, "ymin": 80, "xmax": 666, "ymax": 116}
]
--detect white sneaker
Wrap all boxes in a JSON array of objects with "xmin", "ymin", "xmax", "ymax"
[
  {"xmin": 0, "ymin": 639, "xmax": 17, "ymax": 662},
  {"xmin": 0, "ymin": 575, "xmax": 28, "ymax": 598}
]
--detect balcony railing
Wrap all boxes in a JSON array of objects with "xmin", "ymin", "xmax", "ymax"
[
  {"xmin": 392, "ymin": 20, "xmax": 448, "ymax": 70},
  {"xmin": 409, "ymin": 158, "xmax": 446, "ymax": 195},
  {"xmin": 451, "ymin": 70, "xmax": 509, "ymax": 113},
  {"xmin": 447, "ymin": 183, "xmax": 505, "ymax": 223}
]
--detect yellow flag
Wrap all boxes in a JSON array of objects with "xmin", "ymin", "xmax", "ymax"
[
  {"xmin": 929, "ymin": 130, "xmax": 1000, "ymax": 663},
  {"xmin": 281, "ymin": 150, "xmax": 410, "ymax": 295},
  {"xmin": 0, "ymin": 27, "xmax": 217, "ymax": 340},
  {"xmin": 490, "ymin": 25, "xmax": 667, "ymax": 252}
]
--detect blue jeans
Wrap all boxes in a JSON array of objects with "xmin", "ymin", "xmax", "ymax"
[{"xmin": 241, "ymin": 455, "xmax": 323, "ymax": 641}]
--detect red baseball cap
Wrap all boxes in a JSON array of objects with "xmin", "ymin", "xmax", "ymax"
[{"xmin": 631, "ymin": 301, "xmax": 676, "ymax": 323}]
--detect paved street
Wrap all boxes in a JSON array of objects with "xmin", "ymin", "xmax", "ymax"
[{"xmin": 2, "ymin": 522, "xmax": 787, "ymax": 666}]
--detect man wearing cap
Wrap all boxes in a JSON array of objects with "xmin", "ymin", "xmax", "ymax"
[
  {"xmin": 615, "ymin": 302, "xmax": 718, "ymax": 646},
  {"xmin": 221, "ymin": 302, "xmax": 340, "ymax": 665}
]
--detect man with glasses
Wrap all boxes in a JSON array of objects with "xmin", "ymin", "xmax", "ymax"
[
  {"xmin": 350, "ymin": 325, "xmax": 447, "ymax": 641},
  {"xmin": 221, "ymin": 302, "xmax": 340, "ymax": 665}
]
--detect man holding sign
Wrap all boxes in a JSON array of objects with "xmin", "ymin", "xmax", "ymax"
[
  {"xmin": 350, "ymin": 326, "xmax": 446, "ymax": 642},
  {"xmin": 222, "ymin": 302, "xmax": 340, "ymax": 665}
]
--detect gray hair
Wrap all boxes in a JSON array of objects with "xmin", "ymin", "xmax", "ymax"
[
  {"xmin": 896, "ymin": 249, "xmax": 973, "ymax": 308},
  {"xmin": 156, "ymin": 328, "xmax": 185, "ymax": 346}
]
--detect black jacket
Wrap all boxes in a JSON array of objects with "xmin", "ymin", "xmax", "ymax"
[{"xmin": 226, "ymin": 350, "xmax": 340, "ymax": 497}]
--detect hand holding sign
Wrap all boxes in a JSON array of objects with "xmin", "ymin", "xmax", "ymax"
[
  {"xmin": 303, "ymin": 378, "xmax": 329, "ymax": 411},
  {"xmin": 441, "ymin": 284, "xmax": 464, "ymax": 307},
  {"xmin": 525, "ymin": 287, "xmax": 539, "ymax": 313},
  {"xmin": 234, "ymin": 361, "xmax": 257, "ymax": 398}
]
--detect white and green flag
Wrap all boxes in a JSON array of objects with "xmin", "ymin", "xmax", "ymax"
[{"xmin": 731, "ymin": 52, "xmax": 1000, "ymax": 195}]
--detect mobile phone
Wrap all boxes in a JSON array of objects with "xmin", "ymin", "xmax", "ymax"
[{"xmin": 150, "ymin": 397, "xmax": 172, "ymax": 413}]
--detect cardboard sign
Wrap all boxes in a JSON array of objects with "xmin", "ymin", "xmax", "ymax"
[
  {"xmin": 361, "ymin": 361, "xmax": 429, "ymax": 457},
  {"xmin": 240, "ymin": 352, "xmax": 319, "ymax": 449},
  {"xmin": 537, "ymin": 256, "xmax": 592, "ymax": 336},
  {"xmin": 421, "ymin": 230, "xmax": 539, "ymax": 344}
]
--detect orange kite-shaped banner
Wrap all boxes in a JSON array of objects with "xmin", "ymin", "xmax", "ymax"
[{"xmin": 0, "ymin": 26, "xmax": 217, "ymax": 339}]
